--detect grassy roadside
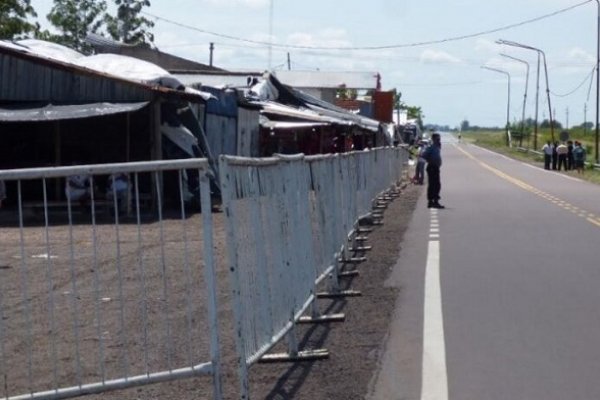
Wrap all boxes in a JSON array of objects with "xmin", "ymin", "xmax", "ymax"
[{"xmin": 460, "ymin": 130, "xmax": 600, "ymax": 185}]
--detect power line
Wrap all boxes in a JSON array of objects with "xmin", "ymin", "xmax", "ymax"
[
  {"xmin": 398, "ymin": 81, "xmax": 483, "ymax": 87},
  {"xmin": 550, "ymin": 66, "xmax": 596, "ymax": 97},
  {"xmin": 142, "ymin": 0, "xmax": 591, "ymax": 51}
]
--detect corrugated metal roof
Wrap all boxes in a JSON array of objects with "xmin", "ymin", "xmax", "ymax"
[
  {"xmin": 0, "ymin": 41, "xmax": 210, "ymax": 104},
  {"xmin": 253, "ymin": 100, "xmax": 343, "ymax": 124}
]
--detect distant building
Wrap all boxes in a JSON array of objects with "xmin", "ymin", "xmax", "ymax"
[
  {"xmin": 272, "ymin": 70, "xmax": 380, "ymax": 104},
  {"xmin": 87, "ymin": 33, "xmax": 224, "ymax": 73}
]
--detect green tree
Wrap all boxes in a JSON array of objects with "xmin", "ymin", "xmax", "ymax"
[
  {"xmin": 105, "ymin": 0, "xmax": 154, "ymax": 46},
  {"xmin": 391, "ymin": 88, "xmax": 405, "ymax": 110},
  {"xmin": 460, "ymin": 119, "xmax": 470, "ymax": 131},
  {"xmin": 406, "ymin": 106, "xmax": 424, "ymax": 129},
  {"xmin": 540, "ymin": 119, "xmax": 563, "ymax": 130},
  {"xmin": 0, "ymin": 0, "xmax": 38, "ymax": 39},
  {"xmin": 47, "ymin": 0, "xmax": 107, "ymax": 53},
  {"xmin": 336, "ymin": 87, "xmax": 357, "ymax": 100}
]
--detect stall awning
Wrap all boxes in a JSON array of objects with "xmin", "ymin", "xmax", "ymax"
[{"xmin": 0, "ymin": 102, "xmax": 149, "ymax": 122}]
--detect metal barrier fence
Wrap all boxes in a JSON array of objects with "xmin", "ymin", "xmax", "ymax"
[
  {"xmin": 0, "ymin": 160, "xmax": 222, "ymax": 400},
  {"xmin": 219, "ymin": 147, "xmax": 408, "ymax": 399}
]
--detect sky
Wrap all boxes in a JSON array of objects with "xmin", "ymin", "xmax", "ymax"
[{"xmin": 28, "ymin": 0, "xmax": 600, "ymax": 129}]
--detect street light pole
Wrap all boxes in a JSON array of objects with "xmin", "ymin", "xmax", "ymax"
[
  {"xmin": 496, "ymin": 40, "xmax": 555, "ymax": 145},
  {"xmin": 501, "ymin": 53, "xmax": 530, "ymax": 148},
  {"xmin": 594, "ymin": 0, "xmax": 599, "ymax": 163},
  {"xmin": 534, "ymin": 53, "xmax": 540, "ymax": 150},
  {"xmin": 482, "ymin": 66, "xmax": 511, "ymax": 146}
]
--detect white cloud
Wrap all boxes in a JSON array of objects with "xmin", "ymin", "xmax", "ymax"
[
  {"xmin": 566, "ymin": 47, "xmax": 595, "ymax": 64},
  {"xmin": 548, "ymin": 47, "xmax": 596, "ymax": 76},
  {"xmin": 286, "ymin": 29, "xmax": 352, "ymax": 49},
  {"xmin": 474, "ymin": 38, "xmax": 498, "ymax": 54},
  {"xmin": 420, "ymin": 49, "xmax": 462, "ymax": 64}
]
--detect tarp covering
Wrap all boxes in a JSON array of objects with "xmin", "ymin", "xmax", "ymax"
[
  {"xmin": 1, "ymin": 40, "xmax": 214, "ymax": 101},
  {"xmin": 16, "ymin": 39, "xmax": 84, "ymax": 63},
  {"xmin": 74, "ymin": 54, "xmax": 214, "ymax": 100},
  {"xmin": 0, "ymin": 102, "xmax": 149, "ymax": 122},
  {"xmin": 259, "ymin": 115, "xmax": 328, "ymax": 130}
]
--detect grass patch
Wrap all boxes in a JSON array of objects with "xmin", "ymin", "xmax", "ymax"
[{"xmin": 461, "ymin": 130, "xmax": 600, "ymax": 185}]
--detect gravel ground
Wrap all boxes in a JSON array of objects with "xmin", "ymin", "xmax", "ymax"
[{"xmin": 0, "ymin": 181, "xmax": 420, "ymax": 400}]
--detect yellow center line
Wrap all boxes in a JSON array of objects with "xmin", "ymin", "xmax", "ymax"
[
  {"xmin": 456, "ymin": 146, "xmax": 600, "ymax": 229},
  {"xmin": 587, "ymin": 218, "xmax": 600, "ymax": 228}
]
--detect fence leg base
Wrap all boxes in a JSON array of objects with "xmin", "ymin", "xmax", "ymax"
[
  {"xmin": 259, "ymin": 349, "xmax": 329, "ymax": 363},
  {"xmin": 338, "ymin": 256, "xmax": 367, "ymax": 264},
  {"xmin": 316, "ymin": 290, "xmax": 362, "ymax": 298},
  {"xmin": 298, "ymin": 313, "xmax": 346, "ymax": 324},
  {"xmin": 350, "ymin": 246, "xmax": 372, "ymax": 252},
  {"xmin": 338, "ymin": 270, "xmax": 359, "ymax": 278}
]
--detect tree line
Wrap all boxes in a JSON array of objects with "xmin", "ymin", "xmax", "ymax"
[
  {"xmin": 459, "ymin": 118, "xmax": 596, "ymax": 132},
  {"xmin": 0, "ymin": 0, "xmax": 154, "ymax": 53}
]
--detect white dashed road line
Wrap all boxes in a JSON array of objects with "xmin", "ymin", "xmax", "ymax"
[{"xmin": 421, "ymin": 211, "xmax": 448, "ymax": 400}]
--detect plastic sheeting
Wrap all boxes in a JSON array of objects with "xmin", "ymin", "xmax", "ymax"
[
  {"xmin": 259, "ymin": 115, "xmax": 328, "ymax": 130},
  {"xmin": 161, "ymin": 123, "xmax": 199, "ymax": 157},
  {"xmin": 74, "ymin": 54, "xmax": 214, "ymax": 101},
  {"xmin": 75, "ymin": 54, "xmax": 180, "ymax": 86},
  {"xmin": 16, "ymin": 39, "xmax": 84, "ymax": 63},
  {"xmin": 0, "ymin": 102, "xmax": 149, "ymax": 122}
]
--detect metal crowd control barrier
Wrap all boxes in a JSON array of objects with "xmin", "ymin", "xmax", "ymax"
[
  {"xmin": 219, "ymin": 147, "xmax": 408, "ymax": 400},
  {"xmin": 0, "ymin": 159, "xmax": 222, "ymax": 400}
]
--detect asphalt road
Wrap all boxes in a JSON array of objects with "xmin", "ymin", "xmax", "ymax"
[{"xmin": 369, "ymin": 134, "xmax": 600, "ymax": 400}]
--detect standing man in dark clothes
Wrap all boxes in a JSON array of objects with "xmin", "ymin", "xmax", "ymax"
[
  {"xmin": 422, "ymin": 133, "xmax": 445, "ymax": 209},
  {"xmin": 567, "ymin": 140, "xmax": 574, "ymax": 170},
  {"xmin": 552, "ymin": 141, "xmax": 558, "ymax": 170}
]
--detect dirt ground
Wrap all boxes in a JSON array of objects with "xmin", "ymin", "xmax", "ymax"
[{"xmin": 0, "ymin": 181, "xmax": 421, "ymax": 400}]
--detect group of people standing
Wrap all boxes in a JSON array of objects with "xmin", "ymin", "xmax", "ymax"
[{"xmin": 541, "ymin": 140, "xmax": 587, "ymax": 174}]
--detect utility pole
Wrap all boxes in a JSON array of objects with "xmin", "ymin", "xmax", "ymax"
[
  {"xmin": 209, "ymin": 42, "xmax": 214, "ymax": 67},
  {"xmin": 287, "ymin": 52, "xmax": 291, "ymax": 70},
  {"xmin": 595, "ymin": 0, "xmax": 599, "ymax": 163},
  {"xmin": 566, "ymin": 107, "xmax": 569, "ymax": 129},
  {"xmin": 500, "ymin": 53, "xmax": 529, "ymax": 148},
  {"xmin": 534, "ymin": 54, "xmax": 540, "ymax": 150},
  {"xmin": 585, "ymin": 103, "xmax": 588, "ymax": 135},
  {"xmin": 497, "ymin": 40, "xmax": 554, "ymax": 144}
]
